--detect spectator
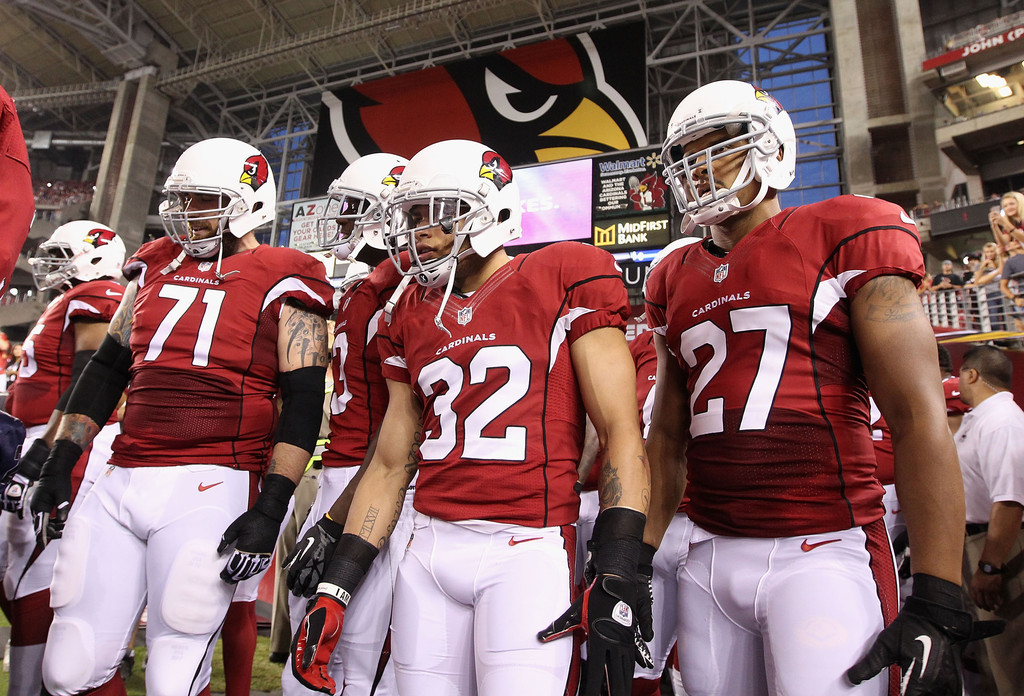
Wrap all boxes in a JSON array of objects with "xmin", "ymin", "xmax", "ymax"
[
  {"xmin": 954, "ymin": 345, "xmax": 1024, "ymax": 695},
  {"xmin": 965, "ymin": 243, "xmax": 1006, "ymax": 332},
  {"xmin": 999, "ymin": 244, "xmax": 1024, "ymax": 331},
  {"xmin": 931, "ymin": 259, "xmax": 964, "ymax": 290},
  {"xmin": 988, "ymin": 191, "xmax": 1024, "ymax": 256},
  {"xmin": 918, "ymin": 271, "xmax": 933, "ymax": 295}
]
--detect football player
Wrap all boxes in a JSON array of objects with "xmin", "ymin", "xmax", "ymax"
[
  {"xmin": 0, "ymin": 221, "xmax": 125, "ymax": 696},
  {"xmin": 644, "ymin": 80, "xmax": 998, "ymax": 696},
  {"xmin": 28, "ymin": 138, "xmax": 336, "ymax": 696},
  {"xmin": 279, "ymin": 152, "xmax": 411, "ymax": 696},
  {"xmin": 0, "ymin": 84, "xmax": 33, "ymax": 297},
  {"xmin": 290, "ymin": 139, "xmax": 650, "ymax": 696}
]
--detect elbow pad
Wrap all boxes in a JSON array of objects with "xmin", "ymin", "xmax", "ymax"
[
  {"xmin": 64, "ymin": 335, "xmax": 133, "ymax": 428},
  {"xmin": 275, "ymin": 366, "xmax": 327, "ymax": 453}
]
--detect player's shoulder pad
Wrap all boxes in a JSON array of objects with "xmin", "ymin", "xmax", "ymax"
[
  {"xmin": 519, "ymin": 241, "xmax": 621, "ymax": 278},
  {"xmin": 789, "ymin": 195, "xmax": 919, "ymax": 237},
  {"xmin": 123, "ymin": 237, "xmax": 180, "ymax": 281},
  {"xmin": 258, "ymin": 246, "xmax": 332, "ymax": 279}
]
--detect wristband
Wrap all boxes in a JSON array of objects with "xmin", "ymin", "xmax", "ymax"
[
  {"xmin": 252, "ymin": 473, "xmax": 296, "ymax": 523},
  {"xmin": 978, "ymin": 561, "xmax": 1004, "ymax": 576},
  {"xmin": 320, "ymin": 533, "xmax": 380, "ymax": 605},
  {"xmin": 320, "ymin": 513, "xmax": 344, "ymax": 538},
  {"xmin": 16, "ymin": 439, "xmax": 51, "ymax": 480},
  {"xmin": 592, "ymin": 507, "xmax": 646, "ymax": 579},
  {"xmin": 44, "ymin": 440, "xmax": 84, "ymax": 478}
]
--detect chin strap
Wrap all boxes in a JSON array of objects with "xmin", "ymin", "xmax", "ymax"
[
  {"xmin": 383, "ymin": 275, "xmax": 412, "ymax": 326},
  {"xmin": 433, "ymin": 258, "xmax": 458, "ymax": 338},
  {"xmin": 159, "ymin": 249, "xmax": 188, "ymax": 276}
]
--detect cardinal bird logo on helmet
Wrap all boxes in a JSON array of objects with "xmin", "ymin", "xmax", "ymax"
[
  {"xmin": 240, "ymin": 155, "xmax": 269, "ymax": 191},
  {"xmin": 382, "ymin": 165, "xmax": 405, "ymax": 188},
  {"xmin": 479, "ymin": 151, "xmax": 512, "ymax": 191},
  {"xmin": 83, "ymin": 227, "xmax": 117, "ymax": 248}
]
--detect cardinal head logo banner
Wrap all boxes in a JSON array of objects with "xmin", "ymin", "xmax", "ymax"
[{"xmin": 310, "ymin": 24, "xmax": 647, "ymax": 194}]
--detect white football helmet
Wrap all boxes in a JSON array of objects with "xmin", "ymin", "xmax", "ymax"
[
  {"xmin": 159, "ymin": 138, "xmax": 276, "ymax": 258},
  {"xmin": 662, "ymin": 80, "xmax": 796, "ymax": 226},
  {"xmin": 383, "ymin": 139, "xmax": 521, "ymax": 288},
  {"xmin": 29, "ymin": 220, "xmax": 126, "ymax": 291},
  {"xmin": 318, "ymin": 153, "xmax": 408, "ymax": 262}
]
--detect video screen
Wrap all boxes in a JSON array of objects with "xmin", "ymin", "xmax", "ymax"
[{"xmin": 511, "ymin": 158, "xmax": 593, "ymax": 247}]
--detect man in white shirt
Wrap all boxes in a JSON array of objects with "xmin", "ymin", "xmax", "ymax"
[{"xmin": 955, "ymin": 344, "xmax": 1024, "ymax": 695}]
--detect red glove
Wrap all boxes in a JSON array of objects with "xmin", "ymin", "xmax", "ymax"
[{"xmin": 291, "ymin": 587, "xmax": 348, "ymax": 694}]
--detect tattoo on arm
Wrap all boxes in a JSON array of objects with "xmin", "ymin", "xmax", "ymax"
[
  {"xmin": 599, "ymin": 460, "xmax": 624, "ymax": 508},
  {"xmin": 359, "ymin": 506, "xmax": 380, "ymax": 541},
  {"xmin": 858, "ymin": 276, "xmax": 925, "ymax": 323},
  {"xmin": 108, "ymin": 281, "xmax": 138, "ymax": 345},
  {"xmin": 266, "ymin": 456, "xmax": 279, "ymax": 477},
  {"xmin": 56, "ymin": 414, "xmax": 101, "ymax": 449},
  {"xmin": 283, "ymin": 304, "xmax": 329, "ymax": 368}
]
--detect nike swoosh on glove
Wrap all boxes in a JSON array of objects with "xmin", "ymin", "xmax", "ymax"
[
  {"xmin": 218, "ymin": 473, "xmax": 295, "ymax": 583},
  {"xmin": 284, "ymin": 514, "xmax": 344, "ymax": 597},
  {"xmin": 538, "ymin": 573, "xmax": 652, "ymax": 696},
  {"xmin": 291, "ymin": 590, "xmax": 347, "ymax": 695},
  {"xmin": 847, "ymin": 573, "xmax": 1004, "ymax": 696}
]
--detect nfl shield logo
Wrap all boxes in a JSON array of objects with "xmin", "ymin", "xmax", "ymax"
[
  {"xmin": 713, "ymin": 263, "xmax": 729, "ymax": 283},
  {"xmin": 457, "ymin": 306, "xmax": 473, "ymax": 325},
  {"xmin": 198, "ymin": 261, "xmax": 214, "ymax": 272}
]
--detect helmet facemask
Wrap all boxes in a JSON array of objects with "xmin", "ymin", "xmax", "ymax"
[
  {"xmin": 159, "ymin": 187, "xmax": 247, "ymax": 259},
  {"xmin": 30, "ymin": 241, "xmax": 82, "ymax": 291},
  {"xmin": 317, "ymin": 188, "xmax": 379, "ymax": 260},
  {"xmin": 662, "ymin": 116, "xmax": 780, "ymax": 227},
  {"xmin": 384, "ymin": 189, "xmax": 483, "ymax": 289}
]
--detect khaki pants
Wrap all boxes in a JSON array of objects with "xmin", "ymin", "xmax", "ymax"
[{"xmin": 963, "ymin": 529, "xmax": 1024, "ymax": 696}]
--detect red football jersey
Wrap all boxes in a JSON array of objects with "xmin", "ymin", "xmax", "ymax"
[
  {"xmin": 943, "ymin": 376, "xmax": 969, "ymax": 415},
  {"xmin": 0, "ymin": 85, "xmax": 33, "ymax": 295},
  {"xmin": 868, "ymin": 397, "xmax": 894, "ymax": 487},
  {"xmin": 7, "ymin": 280, "xmax": 124, "ymax": 426},
  {"xmin": 630, "ymin": 330, "xmax": 658, "ymax": 439},
  {"xmin": 321, "ymin": 261, "xmax": 404, "ymax": 468},
  {"xmin": 645, "ymin": 195, "xmax": 924, "ymax": 537},
  {"xmin": 379, "ymin": 242, "xmax": 630, "ymax": 527},
  {"xmin": 111, "ymin": 237, "xmax": 336, "ymax": 471}
]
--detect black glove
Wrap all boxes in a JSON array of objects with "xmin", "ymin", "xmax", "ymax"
[
  {"xmin": 29, "ymin": 440, "xmax": 82, "ymax": 546},
  {"xmin": 218, "ymin": 473, "xmax": 296, "ymax": 584},
  {"xmin": 1, "ymin": 439, "xmax": 49, "ymax": 516},
  {"xmin": 538, "ymin": 508, "xmax": 650, "ymax": 695},
  {"xmin": 285, "ymin": 514, "xmax": 344, "ymax": 597},
  {"xmin": 636, "ymin": 542, "xmax": 656, "ymax": 643},
  {"xmin": 847, "ymin": 573, "xmax": 1005, "ymax": 695}
]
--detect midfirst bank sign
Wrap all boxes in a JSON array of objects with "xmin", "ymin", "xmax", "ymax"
[{"xmin": 593, "ymin": 214, "xmax": 670, "ymax": 252}]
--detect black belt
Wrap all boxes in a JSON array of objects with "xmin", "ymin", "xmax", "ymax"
[{"xmin": 966, "ymin": 522, "xmax": 1024, "ymax": 535}]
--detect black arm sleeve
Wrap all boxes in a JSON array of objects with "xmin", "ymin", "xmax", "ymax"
[
  {"xmin": 64, "ymin": 335, "xmax": 133, "ymax": 428},
  {"xmin": 274, "ymin": 365, "xmax": 327, "ymax": 453},
  {"xmin": 54, "ymin": 349, "xmax": 96, "ymax": 411}
]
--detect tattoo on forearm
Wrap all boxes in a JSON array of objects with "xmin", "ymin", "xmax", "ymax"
[
  {"xmin": 266, "ymin": 457, "xmax": 278, "ymax": 476},
  {"xmin": 283, "ymin": 307, "xmax": 329, "ymax": 367},
  {"xmin": 859, "ymin": 276, "xmax": 925, "ymax": 323},
  {"xmin": 599, "ymin": 461, "xmax": 624, "ymax": 508},
  {"xmin": 56, "ymin": 414, "xmax": 101, "ymax": 448},
  {"xmin": 359, "ymin": 506, "xmax": 380, "ymax": 541},
  {"xmin": 405, "ymin": 428, "xmax": 422, "ymax": 475},
  {"xmin": 108, "ymin": 283, "xmax": 138, "ymax": 345}
]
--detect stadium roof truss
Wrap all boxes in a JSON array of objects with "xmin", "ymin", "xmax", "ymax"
[{"xmin": 1, "ymin": 0, "xmax": 835, "ymax": 199}]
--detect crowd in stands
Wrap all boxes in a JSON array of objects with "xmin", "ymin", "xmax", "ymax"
[
  {"xmin": 32, "ymin": 180, "xmax": 94, "ymax": 208},
  {"xmin": 919, "ymin": 190, "xmax": 1024, "ymax": 334}
]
